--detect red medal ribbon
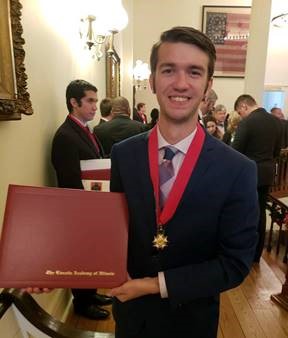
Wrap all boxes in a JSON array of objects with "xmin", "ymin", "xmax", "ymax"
[
  {"xmin": 68, "ymin": 114, "xmax": 100, "ymax": 155},
  {"xmin": 148, "ymin": 123, "xmax": 205, "ymax": 227}
]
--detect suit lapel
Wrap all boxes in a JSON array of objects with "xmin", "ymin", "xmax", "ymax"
[
  {"xmin": 136, "ymin": 132, "xmax": 154, "ymax": 198},
  {"xmin": 130, "ymin": 132, "xmax": 217, "ymax": 236},
  {"xmin": 134, "ymin": 132, "xmax": 217, "ymax": 213},
  {"xmin": 180, "ymin": 133, "xmax": 216, "ymax": 205},
  {"xmin": 133, "ymin": 133, "xmax": 157, "ymax": 237},
  {"xmin": 66, "ymin": 117, "xmax": 99, "ymax": 157}
]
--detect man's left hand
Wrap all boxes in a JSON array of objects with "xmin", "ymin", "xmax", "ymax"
[{"xmin": 108, "ymin": 277, "xmax": 159, "ymax": 302}]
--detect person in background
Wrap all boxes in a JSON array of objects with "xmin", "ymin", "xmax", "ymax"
[
  {"xmin": 222, "ymin": 111, "xmax": 241, "ymax": 145},
  {"xmin": 94, "ymin": 96, "xmax": 147, "ymax": 157},
  {"xmin": 51, "ymin": 79, "xmax": 112, "ymax": 320},
  {"xmin": 203, "ymin": 115, "xmax": 222, "ymax": 139},
  {"xmin": 271, "ymin": 107, "xmax": 285, "ymax": 120},
  {"xmin": 133, "ymin": 102, "xmax": 148, "ymax": 124},
  {"xmin": 148, "ymin": 107, "xmax": 160, "ymax": 129},
  {"xmin": 198, "ymin": 89, "xmax": 218, "ymax": 124},
  {"xmin": 232, "ymin": 94, "xmax": 282, "ymax": 263},
  {"xmin": 109, "ymin": 26, "xmax": 258, "ymax": 338},
  {"xmin": 198, "ymin": 88, "xmax": 218, "ymax": 123},
  {"xmin": 271, "ymin": 107, "xmax": 288, "ymax": 148},
  {"xmin": 213, "ymin": 104, "xmax": 227, "ymax": 135},
  {"xmin": 97, "ymin": 97, "xmax": 112, "ymax": 125}
]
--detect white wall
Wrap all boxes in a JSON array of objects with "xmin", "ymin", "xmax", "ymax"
[
  {"xmin": 265, "ymin": 0, "xmax": 288, "ymax": 87},
  {"xmin": 264, "ymin": 0, "xmax": 288, "ymax": 114},
  {"xmin": 133, "ymin": 0, "xmax": 252, "ymax": 115},
  {"xmin": 120, "ymin": 0, "xmax": 134, "ymax": 108},
  {"xmin": 245, "ymin": 0, "xmax": 272, "ymax": 103},
  {"xmin": 0, "ymin": 0, "xmax": 133, "ymax": 336},
  {"xmin": 0, "ymin": 0, "xmax": 134, "ymax": 226}
]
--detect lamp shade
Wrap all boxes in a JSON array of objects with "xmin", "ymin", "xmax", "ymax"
[
  {"xmin": 80, "ymin": 0, "xmax": 128, "ymax": 34},
  {"xmin": 105, "ymin": 0, "xmax": 128, "ymax": 32},
  {"xmin": 272, "ymin": 13, "xmax": 288, "ymax": 28},
  {"xmin": 133, "ymin": 60, "xmax": 151, "ymax": 81}
]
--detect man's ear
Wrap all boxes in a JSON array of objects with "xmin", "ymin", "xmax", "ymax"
[
  {"xmin": 149, "ymin": 74, "xmax": 156, "ymax": 94},
  {"xmin": 70, "ymin": 98, "xmax": 78, "ymax": 108},
  {"xmin": 204, "ymin": 77, "xmax": 213, "ymax": 97}
]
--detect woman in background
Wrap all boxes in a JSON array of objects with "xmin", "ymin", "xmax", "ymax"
[
  {"xmin": 222, "ymin": 111, "xmax": 242, "ymax": 145},
  {"xmin": 148, "ymin": 108, "xmax": 159, "ymax": 129},
  {"xmin": 203, "ymin": 115, "xmax": 223, "ymax": 139}
]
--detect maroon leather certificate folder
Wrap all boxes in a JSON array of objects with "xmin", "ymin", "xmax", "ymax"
[{"xmin": 0, "ymin": 185, "xmax": 128, "ymax": 289}]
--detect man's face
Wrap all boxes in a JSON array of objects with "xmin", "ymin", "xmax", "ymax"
[
  {"xmin": 272, "ymin": 108, "xmax": 284, "ymax": 120},
  {"xmin": 206, "ymin": 121, "xmax": 216, "ymax": 135},
  {"xmin": 71, "ymin": 90, "xmax": 98, "ymax": 123},
  {"xmin": 236, "ymin": 104, "xmax": 248, "ymax": 118},
  {"xmin": 207, "ymin": 99, "xmax": 216, "ymax": 114},
  {"xmin": 150, "ymin": 42, "xmax": 212, "ymax": 124},
  {"xmin": 214, "ymin": 109, "xmax": 226, "ymax": 123},
  {"xmin": 140, "ymin": 105, "xmax": 146, "ymax": 114}
]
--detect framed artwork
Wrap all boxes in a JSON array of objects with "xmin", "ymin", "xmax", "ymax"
[
  {"xmin": 202, "ymin": 6, "xmax": 251, "ymax": 78},
  {"xmin": 0, "ymin": 0, "xmax": 33, "ymax": 120},
  {"xmin": 106, "ymin": 48, "xmax": 120, "ymax": 98}
]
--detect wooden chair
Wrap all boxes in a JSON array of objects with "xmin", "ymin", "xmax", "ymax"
[
  {"xmin": 266, "ymin": 195, "xmax": 288, "ymax": 262},
  {"xmin": 266, "ymin": 149, "xmax": 288, "ymax": 262},
  {"xmin": 0, "ymin": 288, "xmax": 114, "ymax": 338},
  {"xmin": 270, "ymin": 148, "xmax": 288, "ymax": 198},
  {"xmin": 267, "ymin": 150, "xmax": 288, "ymax": 311}
]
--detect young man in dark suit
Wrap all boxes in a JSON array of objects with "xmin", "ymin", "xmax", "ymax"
[
  {"xmin": 133, "ymin": 102, "xmax": 148, "ymax": 124},
  {"xmin": 97, "ymin": 97, "xmax": 113, "ymax": 125},
  {"xmin": 271, "ymin": 107, "xmax": 288, "ymax": 148},
  {"xmin": 51, "ymin": 79, "xmax": 112, "ymax": 319},
  {"xmin": 109, "ymin": 27, "xmax": 259, "ymax": 338},
  {"xmin": 232, "ymin": 94, "xmax": 282, "ymax": 262}
]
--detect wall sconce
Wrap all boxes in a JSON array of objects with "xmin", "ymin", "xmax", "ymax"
[
  {"xmin": 272, "ymin": 13, "xmax": 288, "ymax": 28},
  {"xmin": 79, "ymin": 0, "xmax": 128, "ymax": 61},
  {"xmin": 133, "ymin": 60, "xmax": 151, "ymax": 90}
]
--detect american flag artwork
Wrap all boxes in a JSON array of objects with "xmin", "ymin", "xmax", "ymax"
[{"xmin": 204, "ymin": 8, "xmax": 250, "ymax": 77}]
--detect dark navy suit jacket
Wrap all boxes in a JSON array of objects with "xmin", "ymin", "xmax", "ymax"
[
  {"xmin": 232, "ymin": 108, "xmax": 281, "ymax": 187},
  {"xmin": 94, "ymin": 115, "xmax": 147, "ymax": 157},
  {"xmin": 110, "ymin": 130, "xmax": 259, "ymax": 338}
]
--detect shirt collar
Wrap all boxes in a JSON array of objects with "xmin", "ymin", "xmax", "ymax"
[
  {"xmin": 157, "ymin": 125, "xmax": 197, "ymax": 154},
  {"xmin": 69, "ymin": 114, "xmax": 87, "ymax": 127}
]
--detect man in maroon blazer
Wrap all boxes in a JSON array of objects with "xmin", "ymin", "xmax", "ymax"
[
  {"xmin": 133, "ymin": 102, "xmax": 148, "ymax": 124},
  {"xmin": 51, "ymin": 79, "xmax": 112, "ymax": 320}
]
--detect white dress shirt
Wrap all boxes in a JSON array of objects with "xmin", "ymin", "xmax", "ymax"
[{"xmin": 157, "ymin": 126, "xmax": 197, "ymax": 298}]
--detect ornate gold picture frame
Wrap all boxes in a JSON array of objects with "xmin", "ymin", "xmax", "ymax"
[
  {"xmin": 0, "ymin": 0, "xmax": 33, "ymax": 121},
  {"xmin": 106, "ymin": 48, "xmax": 120, "ymax": 99}
]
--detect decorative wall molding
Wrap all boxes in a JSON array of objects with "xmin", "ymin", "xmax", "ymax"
[{"xmin": 0, "ymin": 0, "xmax": 33, "ymax": 121}]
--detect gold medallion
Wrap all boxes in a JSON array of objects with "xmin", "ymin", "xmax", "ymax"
[{"xmin": 153, "ymin": 230, "xmax": 168, "ymax": 250}]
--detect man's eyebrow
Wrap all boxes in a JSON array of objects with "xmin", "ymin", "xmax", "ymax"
[
  {"xmin": 188, "ymin": 65, "xmax": 206, "ymax": 72},
  {"xmin": 158, "ymin": 63, "xmax": 206, "ymax": 71},
  {"xmin": 158, "ymin": 63, "xmax": 175, "ymax": 69}
]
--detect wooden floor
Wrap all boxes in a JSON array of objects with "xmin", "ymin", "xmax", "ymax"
[{"xmin": 66, "ymin": 250, "xmax": 288, "ymax": 337}]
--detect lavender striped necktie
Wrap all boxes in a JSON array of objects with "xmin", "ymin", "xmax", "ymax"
[{"xmin": 159, "ymin": 146, "xmax": 178, "ymax": 208}]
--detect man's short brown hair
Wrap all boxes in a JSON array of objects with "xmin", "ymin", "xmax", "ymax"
[
  {"xmin": 100, "ymin": 98, "xmax": 112, "ymax": 118},
  {"xmin": 150, "ymin": 26, "xmax": 216, "ymax": 80},
  {"xmin": 234, "ymin": 94, "xmax": 257, "ymax": 111}
]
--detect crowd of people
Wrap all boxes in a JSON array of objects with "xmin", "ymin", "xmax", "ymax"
[{"xmin": 27, "ymin": 25, "xmax": 287, "ymax": 338}]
